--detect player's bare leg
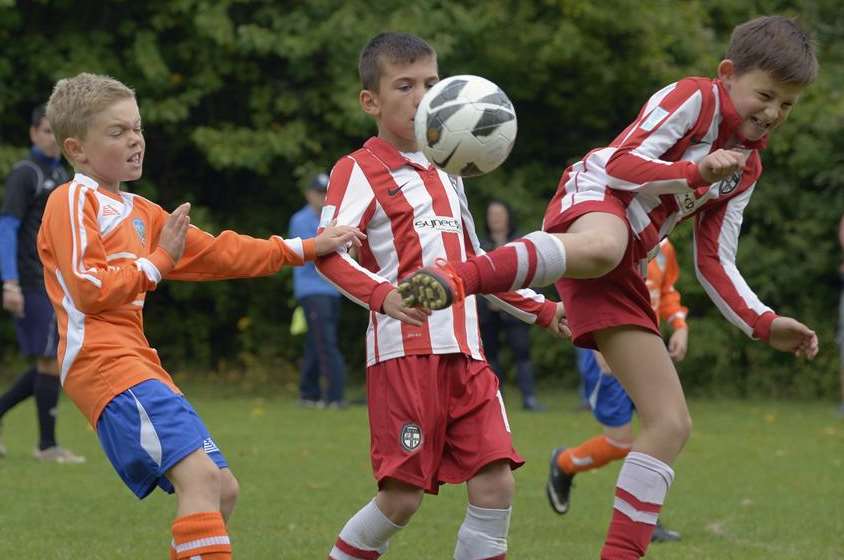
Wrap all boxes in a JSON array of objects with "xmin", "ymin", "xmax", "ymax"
[
  {"xmin": 593, "ymin": 326, "xmax": 689, "ymax": 559},
  {"xmin": 399, "ymin": 213, "xmax": 628, "ymax": 309},
  {"xmin": 454, "ymin": 460, "xmax": 514, "ymax": 559},
  {"xmin": 167, "ymin": 449, "xmax": 232, "ymax": 559}
]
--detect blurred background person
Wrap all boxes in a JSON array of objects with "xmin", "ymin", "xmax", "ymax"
[
  {"xmin": 0, "ymin": 104, "xmax": 84, "ymax": 463},
  {"xmin": 478, "ymin": 199, "xmax": 545, "ymax": 411},
  {"xmin": 838, "ymin": 214, "xmax": 844, "ymax": 416},
  {"xmin": 288, "ymin": 172, "xmax": 347, "ymax": 408}
]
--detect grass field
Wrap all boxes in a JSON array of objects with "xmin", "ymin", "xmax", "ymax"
[{"xmin": 0, "ymin": 384, "xmax": 842, "ymax": 559}]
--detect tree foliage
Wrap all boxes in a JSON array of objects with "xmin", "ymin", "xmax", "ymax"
[{"xmin": 0, "ymin": 0, "xmax": 841, "ymax": 396}]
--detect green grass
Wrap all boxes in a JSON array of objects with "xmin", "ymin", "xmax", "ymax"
[{"xmin": 0, "ymin": 386, "xmax": 842, "ymax": 559}]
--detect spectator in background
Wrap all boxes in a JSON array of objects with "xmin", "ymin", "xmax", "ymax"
[
  {"xmin": 478, "ymin": 199, "xmax": 545, "ymax": 411},
  {"xmin": 289, "ymin": 172, "xmax": 347, "ymax": 408},
  {"xmin": 838, "ymin": 215, "xmax": 844, "ymax": 416},
  {"xmin": 0, "ymin": 104, "xmax": 84, "ymax": 463}
]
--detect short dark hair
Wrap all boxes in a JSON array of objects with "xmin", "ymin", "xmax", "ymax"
[
  {"xmin": 726, "ymin": 15, "xmax": 818, "ymax": 85},
  {"xmin": 31, "ymin": 104, "xmax": 47, "ymax": 127},
  {"xmin": 358, "ymin": 32, "xmax": 435, "ymax": 91}
]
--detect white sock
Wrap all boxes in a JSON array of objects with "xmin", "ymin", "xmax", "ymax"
[
  {"xmin": 329, "ymin": 499, "xmax": 403, "ymax": 559},
  {"xmin": 453, "ymin": 504, "xmax": 511, "ymax": 560},
  {"xmin": 522, "ymin": 231, "xmax": 566, "ymax": 287},
  {"xmin": 614, "ymin": 451, "xmax": 675, "ymax": 524}
]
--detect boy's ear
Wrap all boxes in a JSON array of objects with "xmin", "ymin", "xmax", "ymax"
[
  {"xmin": 359, "ymin": 89, "xmax": 380, "ymax": 117},
  {"xmin": 717, "ymin": 59, "xmax": 736, "ymax": 81},
  {"xmin": 63, "ymin": 137, "xmax": 85, "ymax": 164}
]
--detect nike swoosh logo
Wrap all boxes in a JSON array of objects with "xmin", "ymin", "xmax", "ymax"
[{"xmin": 387, "ymin": 180, "xmax": 412, "ymax": 196}]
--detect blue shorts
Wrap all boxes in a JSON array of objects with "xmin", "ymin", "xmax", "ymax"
[
  {"xmin": 96, "ymin": 380, "xmax": 228, "ymax": 499},
  {"xmin": 14, "ymin": 289, "xmax": 58, "ymax": 358},
  {"xmin": 577, "ymin": 348, "xmax": 634, "ymax": 428}
]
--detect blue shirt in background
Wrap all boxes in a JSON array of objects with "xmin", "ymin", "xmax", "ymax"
[{"xmin": 288, "ymin": 204, "xmax": 339, "ymax": 300}]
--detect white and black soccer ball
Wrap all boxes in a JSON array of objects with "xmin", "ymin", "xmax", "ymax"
[{"xmin": 414, "ymin": 75, "xmax": 517, "ymax": 177}]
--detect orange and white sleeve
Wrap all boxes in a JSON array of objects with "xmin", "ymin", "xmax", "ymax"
[
  {"xmin": 657, "ymin": 242, "xmax": 688, "ymax": 331},
  {"xmin": 39, "ymin": 184, "xmax": 175, "ymax": 314},
  {"xmin": 164, "ymin": 210, "xmax": 316, "ymax": 282}
]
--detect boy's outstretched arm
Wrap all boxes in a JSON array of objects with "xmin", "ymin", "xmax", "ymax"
[
  {"xmin": 313, "ymin": 220, "xmax": 366, "ymax": 255},
  {"xmin": 693, "ymin": 187, "xmax": 817, "ymax": 358}
]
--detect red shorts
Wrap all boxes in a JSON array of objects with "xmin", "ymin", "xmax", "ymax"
[
  {"xmin": 543, "ymin": 198, "xmax": 659, "ymax": 349},
  {"xmin": 366, "ymin": 354, "xmax": 524, "ymax": 494}
]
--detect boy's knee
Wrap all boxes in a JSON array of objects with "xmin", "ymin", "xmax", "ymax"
[
  {"xmin": 663, "ymin": 411, "xmax": 692, "ymax": 445},
  {"xmin": 586, "ymin": 231, "xmax": 626, "ymax": 276},
  {"xmin": 220, "ymin": 471, "xmax": 240, "ymax": 519},
  {"xmin": 469, "ymin": 461, "xmax": 515, "ymax": 508},
  {"xmin": 377, "ymin": 479, "xmax": 424, "ymax": 524}
]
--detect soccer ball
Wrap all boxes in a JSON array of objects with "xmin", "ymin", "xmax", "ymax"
[{"xmin": 414, "ymin": 75, "xmax": 517, "ymax": 177}]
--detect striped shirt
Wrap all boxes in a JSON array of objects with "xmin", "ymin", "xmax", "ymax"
[
  {"xmin": 37, "ymin": 173, "xmax": 315, "ymax": 425},
  {"xmin": 543, "ymin": 77, "xmax": 776, "ymax": 341},
  {"xmin": 316, "ymin": 137, "xmax": 555, "ymax": 366}
]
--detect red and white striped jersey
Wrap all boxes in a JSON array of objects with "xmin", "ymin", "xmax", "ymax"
[
  {"xmin": 316, "ymin": 137, "xmax": 555, "ymax": 366},
  {"xmin": 544, "ymin": 77, "xmax": 777, "ymax": 341}
]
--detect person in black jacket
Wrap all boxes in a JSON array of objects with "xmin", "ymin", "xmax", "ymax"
[{"xmin": 0, "ymin": 104, "xmax": 84, "ymax": 463}]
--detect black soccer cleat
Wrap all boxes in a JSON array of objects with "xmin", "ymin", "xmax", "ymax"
[
  {"xmin": 651, "ymin": 520, "xmax": 681, "ymax": 543},
  {"xmin": 546, "ymin": 447, "xmax": 574, "ymax": 514}
]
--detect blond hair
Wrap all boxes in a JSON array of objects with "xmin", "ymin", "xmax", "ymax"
[{"xmin": 46, "ymin": 73, "xmax": 135, "ymax": 157}]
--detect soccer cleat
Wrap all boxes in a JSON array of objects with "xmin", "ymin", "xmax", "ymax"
[
  {"xmin": 33, "ymin": 446, "xmax": 86, "ymax": 464},
  {"xmin": 546, "ymin": 447, "xmax": 574, "ymax": 514},
  {"xmin": 397, "ymin": 258, "xmax": 465, "ymax": 310},
  {"xmin": 651, "ymin": 520, "xmax": 681, "ymax": 543}
]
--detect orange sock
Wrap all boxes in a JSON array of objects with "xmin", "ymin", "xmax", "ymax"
[
  {"xmin": 172, "ymin": 512, "xmax": 231, "ymax": 559},
  {"xmin": 557, "ymin": 435, "xmax": 631, "ymax": 475},
  {"xmin": 169, "ymin": 541, "xmax": 177, "ymax": 560}
]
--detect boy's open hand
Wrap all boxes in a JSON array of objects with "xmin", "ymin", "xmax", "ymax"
[
  {"xmin": 768, "ymin": 316, "xmax": 818, "ymax": 359},
  {"xmin": 159, "ymin": 202, "xmax": 191, "ymax": 263},
  {"xmin": 382, "ymin": 288, "xmax": 431, "ymax": 327},
  {"xmin": 315, "ymin": 221, "xmax": 366, "ymax": 256},
  {"xmin": 698, "ymin": 149, "xmax": 749, "ymax": 184}
]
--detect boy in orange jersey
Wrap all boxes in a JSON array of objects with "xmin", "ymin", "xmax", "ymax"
[
  {"xmin": 37, "ymin": 72, "xmax": 363, "ymax": 560},
  {"xmin": 547, "ymin": 239, "xmax": 688, "ymax": 543}
]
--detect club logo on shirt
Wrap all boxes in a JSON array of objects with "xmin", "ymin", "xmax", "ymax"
[
  {"xmin": 133, "ymin": 218, "xmax": 146, "ymax": 246},
  {"xmin": 717, "ymin": 170, "xmax": 742, "ymax": 195},
  {"xmin": 400, "ymin": 423, "xmax": 423, "ymax": 452},
  {"xmin": 414, "ymin": 216, "xmax": 461, "ymax": 234}
]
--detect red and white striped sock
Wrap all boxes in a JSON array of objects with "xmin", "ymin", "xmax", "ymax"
[
  {"xmin": 458, "ymin": 231, "xmax": 566, "ymax": 295},
  {"xmin": 600, "ymin": 452, "xmax": 674, "ymax": 560},
  {"xmin": 329, "ymin": 499, "xmax": 403, "ymax": 560}
]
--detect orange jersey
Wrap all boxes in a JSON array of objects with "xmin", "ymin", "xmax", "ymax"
[
  {"xmin": 645, "ymin": 239, "xmax": 687, "ymax": 330},
  {"xmin": 38, "ymin": 173, "xmax": 316, "ymax": 426}
]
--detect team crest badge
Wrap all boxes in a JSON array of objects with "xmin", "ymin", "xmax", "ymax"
[
  {"xmin": 133, "ymin": 218, "xmax": 146, "ymax": 246},
  {"xmin": 718, "ymin": 170, "xmax": 742, "ymax": 195},
  {"xmin": 400, "ymin": 423, "xmax": 423, "ymax": 452}
]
